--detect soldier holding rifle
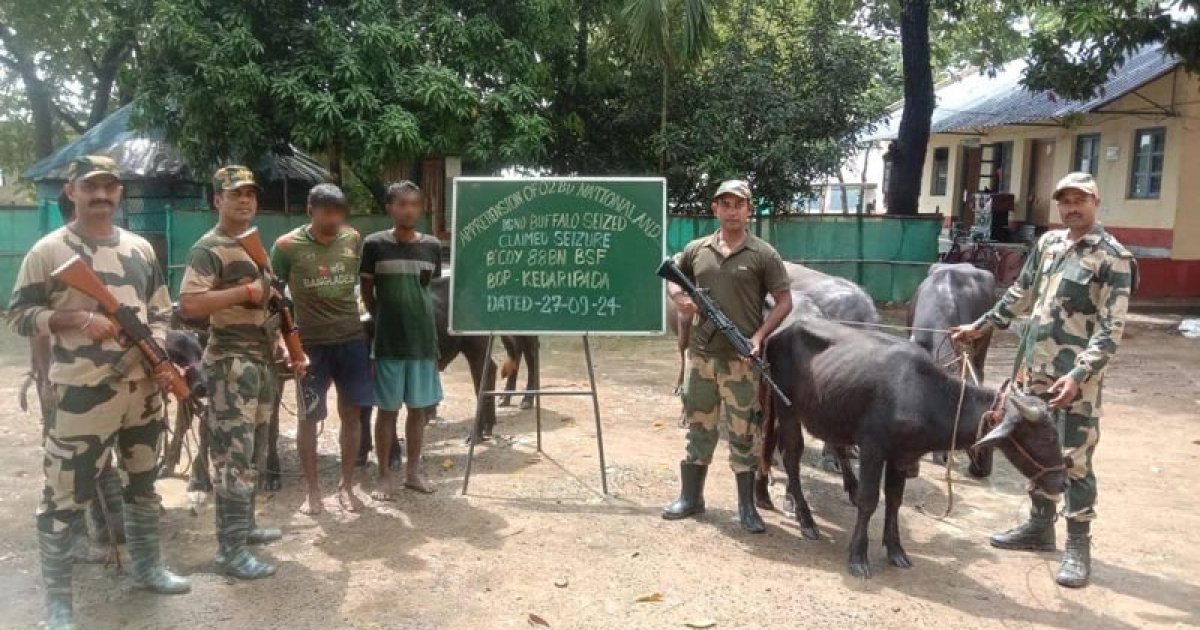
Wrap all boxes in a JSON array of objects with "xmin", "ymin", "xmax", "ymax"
[
  {"xmin": 179, "ymin": 166, "xmax": 300, "ymax": 580},
  {"xmin": 7, "ymin": 155, "xmax": 190, "ymax": 630},
  {"xmin": 662, "ymin": 179, "xmax": 792, "ymax": 533}
]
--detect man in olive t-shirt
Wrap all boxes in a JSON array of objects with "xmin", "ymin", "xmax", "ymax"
[
  {"xmin": 663, "ymin": 179, "xmax": 792, "ymax": 534},
  {"xmin": 271, "ymin": 183, "xmax": 374, "ymax": 515}
]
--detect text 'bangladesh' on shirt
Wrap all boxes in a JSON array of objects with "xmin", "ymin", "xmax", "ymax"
[
  {"xmin": 270, "ymin": 225, "xmax": 364, "ymax": 346},
  {"xmin": 360, "ymin": 230, "xmax": 441, "ymax": 360}
]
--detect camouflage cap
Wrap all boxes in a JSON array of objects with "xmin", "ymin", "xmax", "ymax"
[
  {"xmin": 713, "ymin": 179, "xmax": 752, "ymax": 201},
  {"xmin": 68, "ymin": 155, "xmax": 121, "ymax": 182},
  {"xmin": 212, "ymin": 165, "xmax": 262, "ymax": 192},
  {"xmin": 1053, "ymin": 172, "xmax": 1100, "ymax": 200}
]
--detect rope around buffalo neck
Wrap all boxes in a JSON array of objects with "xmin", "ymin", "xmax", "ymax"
[{"xmin": 826, "ymin": 320, "xmax": 954, "ymax": 335}]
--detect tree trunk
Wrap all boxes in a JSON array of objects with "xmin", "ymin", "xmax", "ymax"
[
  {"xmin": 88, "ymin": 40, "xmax": 132, "ymax": 129},
  {"xmin": 658, "ymin": 63, "xmax": 669, "ymax": 174},
  {"xmin": 25, "ymin": 74, "xmax": 55, "ymax": 159},
  {"xmin": 575, "ymin": 0, "xmax": 590, "ymax": 74},
  {"xmin": 836, "ymin": 172, "xmax": 850, "ymax": 215},
  {"xmin": 328, "ymin": 141, "xmax": 343, "ymax": 187},
  {"xmin": 0, "ymin": 28, "xmax": 55, "ymax": 158},
  {"xmin": 887, "ymin": 0, "xmax": 934, "ymax": 216}
]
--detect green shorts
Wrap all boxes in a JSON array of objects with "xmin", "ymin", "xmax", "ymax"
[{"xmin": 373, "ymin": 359, "xmax": 443, "ymax": 411}]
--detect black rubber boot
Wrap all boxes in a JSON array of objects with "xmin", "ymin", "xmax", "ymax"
[
  {"xmin": 990, "ymin": 495, "xmax": 1057, "ymax": 551},
  {"xmin": 1057, "ymin": 520, "xmax": 1091, "ymax": 588},
  {"xmin": 215, "ymin": 495, "xmax": 277, "ymax": 580},
  {"xmin": 662, "ymin": 461, "xmax": 707, "ymax": 520},
  {"xmin": 125, "ymin": 499, "xmax": 191, "ymax": 594},
  {"xmin": 735, "ymin": 471, "xmax": 766, "ymax": 534},
  {"xmin": 246, "ymin": 492, "xmax": 282, "ymax": 545},
  {"xmin": 38, "ymin": 518, "xmax": 75, "ymax": 630}
]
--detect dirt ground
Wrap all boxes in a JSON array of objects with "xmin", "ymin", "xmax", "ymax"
[{"xmin": 0, "ymin": 313, "xmax": 1197, "ymax": 630}]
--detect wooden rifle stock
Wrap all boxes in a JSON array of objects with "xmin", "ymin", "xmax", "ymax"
[
  {"xmin": 50, "ymin": 255, "xmax": 190, "ymax": 400},
  {"xmin": 234, "ymin": 227, "xmax": 309, "ymax": 377}
]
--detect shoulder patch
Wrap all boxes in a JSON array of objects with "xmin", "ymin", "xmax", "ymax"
[{"xmin": 1099, "ymin": 235, "xmax": 1134, "ymax": 259}]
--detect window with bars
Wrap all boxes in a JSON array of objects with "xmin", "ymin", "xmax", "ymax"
[
  {"xmin": 1074, "ymin": 134, "xmax": 1101, "ymax": 177},
  {"xmin": 930, "ymin": 147, "xmax": 949, "ymax": 196},
  {"xmin": 1129, "ymin": 127, "xmax": 1165, "ymax": 199}
]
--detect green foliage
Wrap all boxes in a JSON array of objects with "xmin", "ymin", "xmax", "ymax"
[
  {"xmin": 623, "ymin": 0, "xmax": 716, "ymax": 66},
  {"xmin": 0, "ymin": 0, "xmax": 143, "ymax": 166},
  {"xmin": 134, "ymin": 0, "xmax": 559, "ymax": 178},
  {"xmin": 1022, "ymin": 1, "xmax": 1200, "ymax": 99},
  {"xmin": 663, "ymin": 0, "xmax": 894, "ymax": 210}
]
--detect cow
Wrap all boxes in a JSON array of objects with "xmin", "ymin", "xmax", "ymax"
[
  {"xmin": 761, "ymin": 317, "xmax": 1067, "ymax": 578},
  {"xmin": 430, "ymin": 276, "xmax": 499, "ymax": 442},
  {"xmin": 498, "ymin": 336, "xmax": 539, "ymax": 409},
  {"xmin": 908, "ymin": 263, "xmax": 997, "ymax": 476},
  {"xmin": 667, "ymin": 261, "xmax": 878, "ymax": 429}
]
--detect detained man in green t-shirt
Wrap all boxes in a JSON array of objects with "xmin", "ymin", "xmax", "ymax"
[
  {"xmin": 360, "ymin": 181, "xmax": 443, "ymax": 500},
  {"xmin": 270, "ymin": 184, "xmax": 375, "ymax": 515}
]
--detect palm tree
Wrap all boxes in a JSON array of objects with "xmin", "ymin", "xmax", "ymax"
[{"xmin": 623, "ymin": 0, "xmax": 717, "ymax": 172}]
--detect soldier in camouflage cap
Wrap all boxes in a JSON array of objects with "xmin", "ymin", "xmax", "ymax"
[
  {"xmin": 178, "ymin": 165, "xmax": 287, "ymax": 580},
  {"xmin": 7, "ymin": 154, "xmax": 190, "ymax": 629},
  {"xmin": 953, "ymin": 171, "xmax": 1137, "ymax": 588}
]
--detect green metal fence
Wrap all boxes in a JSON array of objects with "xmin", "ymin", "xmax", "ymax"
[
  {"xmin": 1, "ymin": 204, "xmax": 936, "ymax": 305},
  {"xmin": 668, "ymin": 214, "xmax": 941, "ymax": 302},
  {"xmin": 164, "ymin": 209, "xmax": 403, "ymax": 294}
]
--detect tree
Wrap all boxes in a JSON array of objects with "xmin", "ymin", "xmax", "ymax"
[
  {"xmin": 0, "ymin": 0, "xmax": 145, "ymax": 163},
  {"xmin": 622, "ymin": 0, "xmax": 718, "ymax": 172},
  {"xmin": 134, "ymin": 0, "xmax": 562, "ymax": 198},
  {"xmin": 857, "ymin": 0, "xmax": 1030, "ymax": 215},
  {"xmin": 664, "ymin": 0, "xmax": 893, "ymax": 210},
  {"xmin": 1022, "ymin": 1, "xmax": 1200, "ymax": 99}
]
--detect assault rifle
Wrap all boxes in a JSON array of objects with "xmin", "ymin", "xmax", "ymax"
[
  {"xmin": 50, "ymin": 255, "xmax": 190, "ymax": 400},
  {"xmin": 233, "ymin": 227, "xmax": 309, "ymax": 379},
  {"xmin": 657, "ymin": 258, "xmax": 791, "ymax": 406}
]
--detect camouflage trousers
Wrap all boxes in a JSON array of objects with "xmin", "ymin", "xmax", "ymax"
[
  {"xmin": 681, "ymin": 353, "xmax": 762, "ymax": 473},
  {"xmin": 206, "ymin": 356, "xmax": 277, "ymax": 501},
  {"xmin": 38, "ymin": 378, "xmax": 163, "ymax": 534},
  {"xmin": 1023, "ymin": 372, "xmax": 1101, "ymax": 522}
]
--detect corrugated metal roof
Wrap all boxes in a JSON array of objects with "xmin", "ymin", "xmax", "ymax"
[
  {"xmin": 868, "ymin": 44, "xmax": 1180, "ymax": 141},
  {"xmin": 23, "ymin": 104, "xmax": 331, "ymax": 185}
]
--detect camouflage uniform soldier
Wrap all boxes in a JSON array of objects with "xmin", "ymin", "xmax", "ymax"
[
  {"xmin": 663, "ymin": 180, "xmax": 792, "ymax": 533},
  {"xmin": 7, "ymin": 156, "xmax": 190, "ymax": 630},
  {"xmin": 30, "ymin": 190, "xmax": 128, "ymax": 566},
  {"xmin": 954, "ymin": 172, "xmax": 1136, "ymax": 588},
  {"xmin": 178, "ymin": 166, "xmax": 285, "ymax": 580}
]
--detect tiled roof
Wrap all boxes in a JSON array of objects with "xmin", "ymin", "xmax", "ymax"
[{"xmin": 868, "ymin": 44, "xmax": 1180, "ymax": 140}]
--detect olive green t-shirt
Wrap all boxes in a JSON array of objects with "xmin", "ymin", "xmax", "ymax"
[
  {"xmin": 678, "ymin": 231, "xmax": 790, "ymax": 360},
  {"xmin": 179, "ymin": 227, "xmax": 275, "ymax": 363},
  {"xmin": 270, "ymin": 225, "xmax": 364, "ymax": 346}
]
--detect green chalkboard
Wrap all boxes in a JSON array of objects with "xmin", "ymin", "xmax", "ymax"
[{"xmin": 450, "ymin": 177, "xmax": 666, "ymax": 334}]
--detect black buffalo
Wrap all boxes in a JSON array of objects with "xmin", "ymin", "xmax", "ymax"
[
  {"xmin": 908, "ymin": 263, "xmax": 997, "ymax": 476},
  {"xmin": 763, "ymin": 317, "xmax": 1067, "ymax": 578}
]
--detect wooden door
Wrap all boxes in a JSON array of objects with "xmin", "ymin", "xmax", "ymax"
[
  {"xmin": 1027, "ymin": 139, "xmax": 1057, "ymax": 226},
  {"xmin": 957, "ymin": 146, "xmax": 982, "ymax": 228}
]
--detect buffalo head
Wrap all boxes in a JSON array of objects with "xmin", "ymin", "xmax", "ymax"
[
  {"xmin": 166, "ymin": 329, "xmax": 208, "ymax": 400},
  {"xmin": 973, "ymin": 389, "xmax": 1068, "ymax": 496}
]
